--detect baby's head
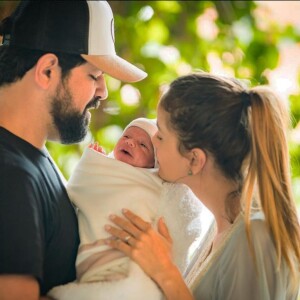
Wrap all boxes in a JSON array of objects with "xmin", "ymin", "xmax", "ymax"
[{"xmin": 113, "ymin": 118, "xmax": 158, "ymax": 168}]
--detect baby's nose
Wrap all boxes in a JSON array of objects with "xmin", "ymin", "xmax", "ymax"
[{"xmin": 126, "ymin": 139, "xmax": 136, "ymax": 147}]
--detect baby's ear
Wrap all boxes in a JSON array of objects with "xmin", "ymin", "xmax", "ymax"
[{"xmin": 189, "ymin": 148, "xmax": 206, "ymax": 174}]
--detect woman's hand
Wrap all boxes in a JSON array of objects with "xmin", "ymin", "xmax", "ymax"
[
  {"xmin": 104, "ymin": 209, "xmax": 194, "ymax": 300},
  {"xmin": 104, "ymin": 209, "xmax": 174, "ymax": 281}
]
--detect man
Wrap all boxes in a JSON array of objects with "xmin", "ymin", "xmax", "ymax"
[{"xmin": 0, "ymin": 1, "xmax": 147, "ymax": 299}]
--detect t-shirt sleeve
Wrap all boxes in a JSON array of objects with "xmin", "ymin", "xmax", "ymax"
[{"xmin": 0, "ymin": 166, "xmax": 44, "ymax": 282}]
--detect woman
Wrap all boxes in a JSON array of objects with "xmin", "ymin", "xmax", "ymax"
[{"xmin": 104, "ymin": 72, "xmax": 300, "ymax": 299}]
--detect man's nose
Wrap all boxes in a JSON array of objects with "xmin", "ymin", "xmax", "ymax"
[{"xmin": 95, "ymin": 74, "xmax": 108, "ymax": 100}]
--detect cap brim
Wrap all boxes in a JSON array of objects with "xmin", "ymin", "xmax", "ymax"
[{"xmin": 81, "ymin": 54, "xmax": 147, "ymax": 83}]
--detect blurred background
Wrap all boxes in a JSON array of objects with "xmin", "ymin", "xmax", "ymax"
[{"xmin": 1, "ymin": 1, "xmax": 300, "ymax": 210}]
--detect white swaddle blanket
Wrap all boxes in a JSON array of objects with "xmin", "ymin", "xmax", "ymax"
[{"xmin": 48, "ymin": 147, "xmax": 202, "ymax": 300}]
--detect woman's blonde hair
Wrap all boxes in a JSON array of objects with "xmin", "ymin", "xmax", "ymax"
[{"xmin": 243, "ymin": 86, "xmax": 300, "ymax": 288}]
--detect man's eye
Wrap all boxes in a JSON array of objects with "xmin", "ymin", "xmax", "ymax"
[{"xmin": 89, "ymin": 75, "xmax": 97, "ymax": 81}]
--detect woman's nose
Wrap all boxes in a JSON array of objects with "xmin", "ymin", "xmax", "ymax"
[{"xmin": 151, "ymin": 133, "xmax": 157, "ymax": 149}]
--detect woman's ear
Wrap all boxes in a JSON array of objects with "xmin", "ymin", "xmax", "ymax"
[
  {"xmin": 188, "ymin": 148, "xmax": 206, "ymax": 175},
  {"xmin": 34, "ymin": 53, "xmax": 59, "ymax": 90}
]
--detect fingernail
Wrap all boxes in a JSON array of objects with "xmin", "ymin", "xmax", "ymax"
[
  {"xmin": 109, "ymin": 214, "xmax": 116, "ymax": 220},
  {"xmin": 104, "ymin": 225, "xmax": 111, "ymax": 231},
  {"xmin": 122, "ymin": 208, "xmax": 128, "ymax": 213}
]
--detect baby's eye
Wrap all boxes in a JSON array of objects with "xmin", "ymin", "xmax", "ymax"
[
  {"xmin": 123, "ymin": 135, "xmax": 129, "ymax": 138},
  {"xmin": 140, "ymin": 143, "xmax": 147, "ymax": 148}
]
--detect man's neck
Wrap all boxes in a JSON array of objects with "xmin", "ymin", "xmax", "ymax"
[{"xmin": 0, "ymin": 83, "xmax": 48, "ymax": 149}]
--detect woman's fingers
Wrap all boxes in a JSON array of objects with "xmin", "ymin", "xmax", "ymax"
[
  {"xmin": 107, "ymin": 214, "xmax": 141, "ymax": 239},
  {"xmin": 104, "ymin": 235, "xmax": 132, "ymax": 255},
  {"xmin": 104, "ymin": 211, "xmax": 175, "ymax": 283},
  {"xmin": 107, "ymin": 210, "xmax": 151, "ymax": 239},
  {"xmin": 122, "ymin": 209, "xmax": 152, "ymax": 232},
  {"xmin": 104, "ymin": 209, "xmax": 154, "ymax": 252}
]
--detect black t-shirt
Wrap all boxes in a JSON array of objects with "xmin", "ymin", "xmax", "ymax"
[{"xmin": 0, "ymin": 127, "xmax": 79, "ymax": 295}]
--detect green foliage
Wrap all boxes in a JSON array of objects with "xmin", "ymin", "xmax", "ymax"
[
  {"xmin": 1, "ymin": 1, "xmax": 299, "ymax": 204},
  {"xmin": 56, "ymin": 1, "xmax": 300, "ymax": 204}
]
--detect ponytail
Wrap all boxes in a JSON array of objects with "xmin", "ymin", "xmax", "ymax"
[{"xmin": 243, "ymin": 86, "xmax": 300, "ymax": 288}]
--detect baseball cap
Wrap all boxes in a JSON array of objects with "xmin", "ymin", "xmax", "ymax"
[{"xmin": 0, "ymin": 0, "xmax": 147, "ymax": 83}]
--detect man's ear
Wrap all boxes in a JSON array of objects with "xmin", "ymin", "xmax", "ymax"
[
  {"xmin": 188, "ymin": 148, "xmax": 206, "ymax": 175},
  {"xmin": 34, "ymin": 53, "xmax": 59, "ymax": 89}
]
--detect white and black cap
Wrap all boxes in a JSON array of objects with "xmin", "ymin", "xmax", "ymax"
[{"xmin": 1, "ymin": 0, "xmax": 147, "ymax": 83}]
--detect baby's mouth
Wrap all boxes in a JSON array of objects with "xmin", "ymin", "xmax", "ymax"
[{"xmin": 121, "ymin": 149, "xmax": 132, "ymax": 157}]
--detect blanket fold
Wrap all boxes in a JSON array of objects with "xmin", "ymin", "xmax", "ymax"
[{"xmin": 68, "ymin": 148, "xmax": 163, "ymax": 282}]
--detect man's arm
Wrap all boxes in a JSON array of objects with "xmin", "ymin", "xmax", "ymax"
[{"xmin": 0, "ymin": 275, "xmax": 50, "ymax": 300}]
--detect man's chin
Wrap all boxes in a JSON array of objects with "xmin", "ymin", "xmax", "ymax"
[{"xmin": 59, "ymin": 126, "xmax": 89, "ymax": 144}]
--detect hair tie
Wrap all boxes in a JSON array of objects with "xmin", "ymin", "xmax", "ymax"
[{"xmin": 241, "ymin": 91, "xmax": 251, "ymax": 107}]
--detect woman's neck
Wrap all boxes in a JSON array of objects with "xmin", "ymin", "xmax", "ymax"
[{"xmin": 192, "ymin": 161, "xmax": 240, "ymax": 234}]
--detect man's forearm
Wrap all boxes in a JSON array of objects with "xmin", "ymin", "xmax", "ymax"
[{"xmin": 0, "ymin": 274, "xmax": 39, "ymax": 300}]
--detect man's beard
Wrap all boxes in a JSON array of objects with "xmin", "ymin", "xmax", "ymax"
[{"xmin": 50, "ymin": 80, "xmax": 100, "ymax": 144}]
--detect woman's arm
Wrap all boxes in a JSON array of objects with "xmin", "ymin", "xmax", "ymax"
[{"xmin": 104, "ymin": 209, "xmax": 194, "ymax": 300}]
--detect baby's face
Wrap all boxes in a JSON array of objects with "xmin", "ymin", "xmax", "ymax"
[{"xmin": 114, "ymin": 126, "xmax": 155, "ymax": 168}]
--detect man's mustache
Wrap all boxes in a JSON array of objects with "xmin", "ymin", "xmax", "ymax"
[{"xmin": 86, "ymin": 96, "xmax": 101, "ymax": 110}]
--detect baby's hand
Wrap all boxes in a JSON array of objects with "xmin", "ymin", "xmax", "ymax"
[{"xmin": 89, "ymin": 142, "xmax": 106, "ymax": 154}]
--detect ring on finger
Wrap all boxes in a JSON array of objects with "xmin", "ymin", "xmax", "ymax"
[{"xmin": 124, "ymin": 235, "xmax": 131, "ymax": 244}]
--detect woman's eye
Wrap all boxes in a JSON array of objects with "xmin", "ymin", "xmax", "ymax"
[{"xmin": 156, "ymin": 135, "xmax": 162, "ymax": 141}]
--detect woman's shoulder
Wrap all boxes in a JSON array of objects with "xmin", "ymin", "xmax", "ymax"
[
  {"xmin": 229, "ymin": 212, "xmax": 272, "ymax": 249},
  {"xmin": 240, "ymin": 211, "xmax": 271, "ymax": 244}
]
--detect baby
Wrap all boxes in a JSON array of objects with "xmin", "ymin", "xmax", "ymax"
[
  {"xmin": 91, "ymin": 117, "xmax": 158, "ymax": 168},
  {"xmin": 49, "ymin": 118, "xmax": 202, "ymax": 300}
]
